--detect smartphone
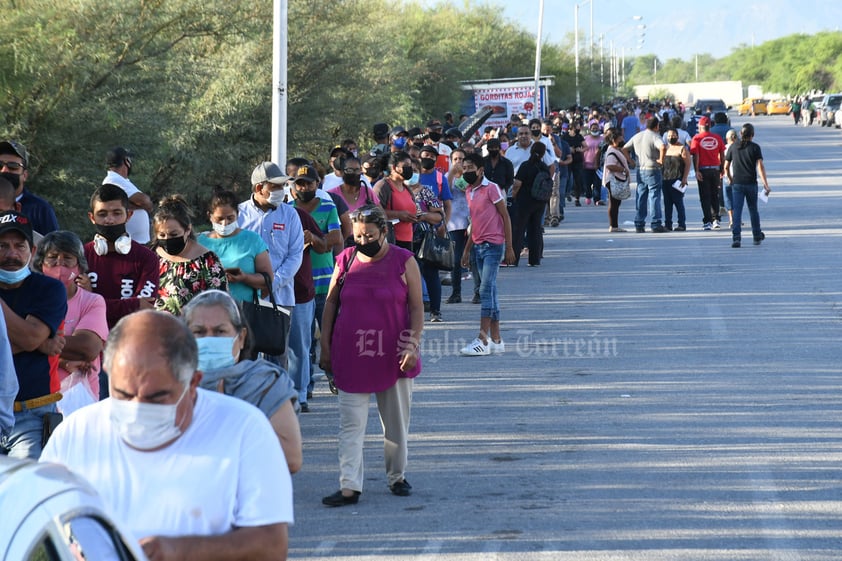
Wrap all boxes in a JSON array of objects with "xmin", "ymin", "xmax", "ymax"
[{"xmin": 225, "ymin": 267, "xmax": 242, "ymax": 276}]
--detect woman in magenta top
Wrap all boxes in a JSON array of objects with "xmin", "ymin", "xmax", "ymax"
[
  {"xmin": 373, "ymin": 151, "xmax": 418, "ymax": 250},
  {"xmin": 319, "ymin": 204, "xmax": 423, "ymax": 507}
]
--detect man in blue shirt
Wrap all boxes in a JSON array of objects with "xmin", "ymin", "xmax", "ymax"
[
  {"xmin": 418, "ymin": 145, "xmax": 452, "ymax": 235},
  {"xmin": 0, "ymin": 140, "xmax": 59, "ymax": 235},
  {"xmin": 0, "ymin": 211, "xmax": 67, "ymax": 459}
]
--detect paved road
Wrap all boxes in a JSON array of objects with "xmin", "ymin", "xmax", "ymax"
[{"xmin": 289, "ymin": 116, "xmax": 842, "ymax": 560}]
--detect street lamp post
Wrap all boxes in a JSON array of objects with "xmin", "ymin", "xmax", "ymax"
[{"xmin": 574, "ymin": 0, "xmax": 593, "ymax": 108}]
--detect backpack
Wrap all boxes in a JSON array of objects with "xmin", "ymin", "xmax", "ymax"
[{"xmin": 530, "ymin": 168, "xmax": 553, "ymax": 202}]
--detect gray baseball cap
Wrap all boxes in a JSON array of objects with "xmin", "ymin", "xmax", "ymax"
[{"xmin": 251, "ymin": 162, "xmax": 288, "ymax": 186}]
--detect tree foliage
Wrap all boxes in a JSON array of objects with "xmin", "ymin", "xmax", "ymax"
[{"xmin": 2, "ymin": 1, "xmax": 841, "ymax": 235}]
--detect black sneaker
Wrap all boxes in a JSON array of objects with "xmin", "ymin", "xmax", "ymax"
[
  {"xmin": 446, "ymin": 294, "xmax": 461, "ymax": 304},
  {"xmin": 471, "ymin": 293, "xmax": 481, "ymax": 304},
  {"xmin": 389, "ymin": 479, "xmax": 412, "ymax": 496},
  {"xmin": 635, "ymin": 227, "xmax": 646, "ymax": 233},
  {"xmin": 732, "ymin": 240, "xmax": 741, "ymax": 248},
  {"xmin": 322, "ymin": 490, "xmax": 361, "ymax": 507},
  {"xmin": 651, "ymin": 225, "xmax": 667, "ymax": 233}
]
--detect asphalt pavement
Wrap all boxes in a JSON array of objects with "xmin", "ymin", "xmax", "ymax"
[{"xmin": 289, "ymin": 115, "xmax": 842, "ymax": 561}]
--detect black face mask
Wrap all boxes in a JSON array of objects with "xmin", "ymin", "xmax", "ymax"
[
  {"xmin": 158, "ymin": 235, "xmax": 187, "ymax": 256},
  {"xmin": 400, "ymin": 166, "xmax": 414, "ymax": 181},
  {"xmin": 355, "ymin": 237, "xmax": 382, "ymax": 257},
  {"xmin": 420, "ymin": 157, "xmax": 436, "ymax": 170},
  {"xmin": 669, "ymin": 138, "xmax": 680, "ymax": 145},
  {"xmin": 0, "ymin": 171, "xmax": 20, "ymax": 191},
  {"xmin": 530, "ymin": 129, "xmax": 541, "ymax": 137},
  {"xmin": 463, "ymin": 171, "xmax": 478, "ymax": 185},
  {"xmin": 343, "ymin": 172, "xmax": 362, "ymax": 185},
  {"xmin": 363, "ymin": 168, "xmax": 379, "ymax": 179},
  {"xmin": 296, "ymin": 190, "xmax": 317, "ymax": 203},
  {"xmin": 428, "ymin": 131, "xmax": 442, "ymax": 142},
  {"xmin": 95, "ymin": 223, "xmax": 127, "ymax": 242},
  {"xmin": 487, "ymin": 149, "xmax": 500, "ymax": 158}
]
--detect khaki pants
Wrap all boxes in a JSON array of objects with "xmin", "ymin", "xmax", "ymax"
[{"xmin": 337, "ymin": 378, "xmax": 413, "ymax": 492}]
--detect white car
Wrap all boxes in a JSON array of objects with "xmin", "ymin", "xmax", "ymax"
[
  {"xmin": 0, "ymin": 457, "xmax": 148, "ymax": 561},
  {"xmin": 835, "ymin": 107, "xmax": 842, "ymax": 128}
]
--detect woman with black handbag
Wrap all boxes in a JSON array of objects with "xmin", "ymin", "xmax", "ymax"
[{"xmin": 407, "ymin": 163, "xmax": 446, "ymax": 323}]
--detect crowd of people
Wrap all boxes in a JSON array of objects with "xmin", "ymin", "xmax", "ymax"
[{"xmin": 0, "ymin": 98, "xmax": 772, "ymax": 559}]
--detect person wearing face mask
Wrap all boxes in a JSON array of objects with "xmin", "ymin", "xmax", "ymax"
[
  {"xmin": 239, "ymin": 162, "xmax": 305, "ymax": 366},
  {"xmin": 32, "ymin": 231, "xmax": 108, "ymax": 417},
  {"xmin": 0, "ymin": 211, "xmax": 67, "ymax": 459},
  {"xmin": 0, "ymin": 140, "xmax": 59, "ymax": 235},
  {"xmin": 424, "ymin": 119, "xmax": 452, "ymax": 173},
  {"xmin": 288, "ymin": 164, "xmax": 341, "ymax": 410},
  {"xmin": 373, "ymin": 151, "xmax": 419, "ymax": 250},
  {"xmin": 328, "ymin": 155, "xmax": 380, "ymax": 213},
  {"xmin": 319, "ymin": 204, "xmax": 423, "ymax": 506},
  {"xmin": 153, "ymin": 195, "xmax": 228, "ymax": 315},
  {"xmin": 103, "ymin": 146, "xmax": 153, "ymax": 243},
  {"xmin": 418, "ymin": 145, "xmax": 452, "ymax": 234},
  {"xmin": 389, "ymin": 126, "xmax": 409, "ymax": 153},
  {"xmin": 41, "ymin": 310, "xmax": 293, "ymax": 560},
  {"xmin": 662, "ymin": 129, "xmax": 691, "ymax": 232},
  {"xmin": 197, "ymin": 188, "xmax": 272, "ymax": 304},
  {"xmin": 582, "ymin": 119, "xmax": 605, "ymax": 206},
  {"xmin": 320, "ymin": 147, "xmax": 352, "ymax": 191},
  {"xmin": 84, "ymin": 184, "xmax": 159, "ymax": 329},
  {"xmin": 183, "ymin": 289, "xmax": 302, "ymax": 473}
]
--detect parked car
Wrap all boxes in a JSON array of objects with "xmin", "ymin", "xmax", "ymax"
[
  {"xmin": 0, "ymin": 457, "xmax": 148, "ymax": 561},
  {"xmin": 738, "ymin": 98, "xmax": 768, "ymax": 116},
  {"xmin": 819, "ymin": 93, "xmax": 842, "ymax": 126},
  {"xmin": 693, "ymin": 98, "xmax": 730, "ymax": 115},
  {"xmin": 767, "ymin": 99, "xmax": 790, "ymax": 115},
  {"xmin": 835, "ymin": 107, "xmax": 842, "ymax": 128}
]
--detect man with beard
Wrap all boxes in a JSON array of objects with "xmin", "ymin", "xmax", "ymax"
[
  {"xmin": 0, "ymin": 210, "xmax": 66, "ymax": 459},
  {"xmin": 83, "ymin": 184, "xmax": 159, "ymax": 328},
  {"xmin": 0, "ymin": 140, "xmax": 59, "ymax": 234}
]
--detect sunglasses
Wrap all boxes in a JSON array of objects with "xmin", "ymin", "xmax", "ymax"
[
  {"xmin": 0, "ymin": 160, "xmax": 24, "ymax": 171},
  {"xmin": 349, "ymin": 208, "xmax": 381, "ymax": 222}
]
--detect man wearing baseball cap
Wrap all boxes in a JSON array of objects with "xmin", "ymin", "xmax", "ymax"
[
  {"xmin": 690, "ymin": 116, "xmax": 726, "ymax": 231},
  {"xmin": 0, "ymin": 140, "xmax": 59, "ymax": 235},
  {"xmin": 238, "ymin": 163, "xmax": 304, "ymax": 357},
  {"xmin": 103, "ymin": 147, "xmax": 153, "ymax": 243},
  {"xmin": 0, "ymin": 210, "xmax": 67, "ymax": 459}
]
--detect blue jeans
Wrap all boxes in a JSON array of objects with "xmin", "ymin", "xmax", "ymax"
[
  {"xmin": 288, "ymin": 298, "xmax": 315, "ymax": 404},
  {"xmin": 731, "ymin": 183, "xmax": 762, "ymax": 242},
  {"xmin": 308, "ymin": 292, "xmax": 327, "ymax": 395},
  {"xmin": 475, "ymin": 241, "xmax": 504, "ymax": 321},
  {"xmin": 449, "ymin": 229, "xmax": 468, "ymax": 297},
  {"xmin": 635, "ymin": 168, "xmax": 663, "ymax": 229},
  {"xmin": 0, "ymin": 403, "xmax": 58, "ymax": 459}
]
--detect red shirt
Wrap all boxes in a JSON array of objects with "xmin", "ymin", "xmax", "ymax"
[
  {"xmin": 84, "ymin": 241, "xmax": 160, "ymax": 328},
  {"xmin": 690, "ymin": 131, "xmax": 725, "ymax": 168}
]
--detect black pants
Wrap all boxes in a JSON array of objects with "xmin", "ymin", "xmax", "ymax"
[
  {"xmin": 512, "ymin": 199, "xmax": 545, "ymax": 266},
  {"xmin": 697, "ymin": 168, "xmax": 721, "ymax": 224}
]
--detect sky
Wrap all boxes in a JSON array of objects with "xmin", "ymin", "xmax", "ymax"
[{"xmin": 497, "ymin": 0, "xmax": 842, "ymax": 61}]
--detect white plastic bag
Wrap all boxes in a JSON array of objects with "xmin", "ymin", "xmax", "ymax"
[{"xmin": 57, "ymin": 371, "xmax": 97, "ymax": 417}]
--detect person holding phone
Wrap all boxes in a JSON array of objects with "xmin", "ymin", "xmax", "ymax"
[{"xmin": 198, "ymin": 188, "xmax": 272, "ymax": 303}]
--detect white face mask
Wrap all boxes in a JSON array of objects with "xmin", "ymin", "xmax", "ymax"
[
  {"xmin": 266, "ymin": 189, "xmax": 286, "ymax": 206},
  {"xmin": 110, "ymin": 384, "xmax": 189, "ymax": 450},
  {"xmin": 212, "ymin": 221, "xmax": 238, "ymax": 237}
]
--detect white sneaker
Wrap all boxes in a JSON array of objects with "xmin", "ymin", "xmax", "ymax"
[
  {"xmin": 460, "ymin": 337, "xmax": 490, "ymax": 356},
  {"xmin": 488, "ymin": 339, "xmax": 505, "ymax": 354},
  {"xmin": 713, "ymin": 220, "xmax": 721, "ymax": 230}
]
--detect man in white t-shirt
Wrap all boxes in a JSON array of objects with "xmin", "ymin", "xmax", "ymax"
[
  {"xmin": 103, "ymin": 147, "xmax": 153, "ymax": 243},
  {"xmin": 41, "ymin": 310, "xmax": 292, "ymax": 561}
]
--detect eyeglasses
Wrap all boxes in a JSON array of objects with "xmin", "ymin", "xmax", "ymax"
[
  {"xmin": 43, "ymin": 254, "xmax": 78, "ymax": 267},
  {"xmin": 0, "ymin": 160, "xmax": 24, "ymax": 171}
]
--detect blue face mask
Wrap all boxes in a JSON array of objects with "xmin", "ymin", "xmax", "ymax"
[
  {"xmin": 0, "ymin": 264, "xmax": 31, "ymax": 285},
  {"xmin": 195, "ymin": 336, "xmax": 237, "ymax": 372},
  {"xmin": 393, "ymin": 136, "xmax": 407, "ymax": 149}
]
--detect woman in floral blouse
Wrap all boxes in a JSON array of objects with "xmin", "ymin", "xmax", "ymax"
[{"xmin": 153, "ymin": 195, "xmax": 228, "ymax": 315}]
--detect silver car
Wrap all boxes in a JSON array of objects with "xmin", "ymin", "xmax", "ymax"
[{"xmin": 0, "ymin": 457, "xmax": 147, "ymax": 561}]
